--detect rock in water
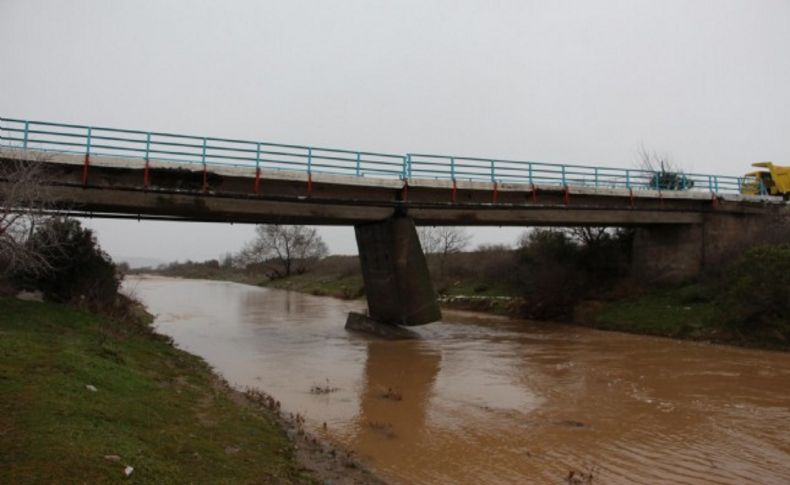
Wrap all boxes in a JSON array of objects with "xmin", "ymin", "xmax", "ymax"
[{"xmin": 344, "ymin": 312, "xmax": 420, "ymax": 340}]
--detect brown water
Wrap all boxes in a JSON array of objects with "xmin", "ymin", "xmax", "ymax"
[{"xmin": 126, "ymin": 276, "xmax": 790, "ymax": 484}]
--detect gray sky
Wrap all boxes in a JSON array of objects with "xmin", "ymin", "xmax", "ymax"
[{"xmin": 2, "ymin": 0, "xmax": 789, "ymax": 264}]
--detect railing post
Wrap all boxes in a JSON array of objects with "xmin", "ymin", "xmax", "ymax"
[
  {"xmin": 490, "ymin": 160, "xmax": 495, "ymax": 182},
  {"xmin": 143, "ymin": 132, "xmax": 152, "ymax": 188},
  {"xmin": 401, "ymin": 156, "xmax": 407, "ymax": 179},
  {"xmin": 528, "ymin": 162, "xmax": 533, "ymax": 185},
  {"xmin": 654, "ymin": 170, "xmax": 660, "ymax": 191},
  {"xmin": 561, "ymin": 165, "xmax": 567, "ymax": 186},
  {"xmin": 450, "ymin": 157, "xmax": 456, "ymax": 180},
  {"xmin": 708, "ymin": 175, "xmax": 713, "ymax": 193},
  {"xmin": 82, "ymin": 126, "xmax": 93, "ymax": 186},
  {"xmin": 594, "ymin": 167, "xmax": 599, "ymax": 188},
  {"xmin": 23, "ymin": 121, "xmax": 30, "ymax": 148},
  {"xmin": 86, "ymin": 126, "xmax": 92, "ymax": 155},
  {"xmin": 714, "ymin": 176, "xmax": 719, "ymax": 194},
  {"xmin": 625, "ymin": 169, "xmax": 631, "ymax": 189},
  {"xmin": 201, "ymin": 137, "xmax": 208, "ymax": 193},
  {"xmin": 407, "ymin": 154, "xmax": 412, "ymax": 178},
  {"xmin": 355, "ymin": 152, "xmax": 361, "ymax": 176},
  {"xmin": 254, "ymin": 142, "xmax": 262, "ymax": 194},
  {"xmin": 307, "ymin": 147, "xmax": 312, "ymax": 174},
  {"xmin": 144, "ymin": 132, "xmax": 152, "ymax": 160}
]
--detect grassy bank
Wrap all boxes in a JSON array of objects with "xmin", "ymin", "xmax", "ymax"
[
  {"xmin": 264, "ymin": 270, "xmax": 364, "ymax": 300},
  {"xmin": 0, "ymin": 297, "xmax": 307, "ymax": 483},
  {"xmin": 579, "ymin": 283, "xmax": 790, "ymax": 351}
]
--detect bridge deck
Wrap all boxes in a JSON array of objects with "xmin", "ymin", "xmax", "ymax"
[{"xmin": 1, "ymin": 148, "xmax": 784, "ymax": 226}]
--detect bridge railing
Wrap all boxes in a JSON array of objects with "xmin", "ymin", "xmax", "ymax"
[
  {"xmin": 0, "ymin": 117, "xmax": 747, "ymax": 194},
  {"xmin": 407, "ymin": 153, "xmax": 745, "ymax": 193},
  {"xmin": 0, "ymin": 117, "xmax": 406, "ymax": 179}
]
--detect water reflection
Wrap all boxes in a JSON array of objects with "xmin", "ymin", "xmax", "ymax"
[
  {"xmin": 352, "ymin": 339, "xmax": 441, "ymax": 462},
  {"xmin": 127, "ymin": 276, "xmax": 790, "ymax": 484}
]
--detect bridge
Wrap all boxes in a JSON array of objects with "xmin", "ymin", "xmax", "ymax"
[{"xmin": 1, "ymin": 117, "xmax": 787, "ymax": 327}]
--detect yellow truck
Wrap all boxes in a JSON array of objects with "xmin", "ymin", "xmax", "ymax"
[{"xmin": 741, "ymin": 162, "xmax": 790, "ymax": 199}]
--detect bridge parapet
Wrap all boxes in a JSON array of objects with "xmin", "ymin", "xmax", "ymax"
[
  {"xmin": 0, "ymin": 146, "xmax": 785, "ymax": 227},
  {"xmin": 0, "ymin": 116, "xmax": 759, "ymax": 196}
]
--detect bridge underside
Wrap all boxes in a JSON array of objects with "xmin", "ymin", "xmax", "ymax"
[{"xmin": 2, "ymin": 151, "xmax": 787, "ymax": 326}]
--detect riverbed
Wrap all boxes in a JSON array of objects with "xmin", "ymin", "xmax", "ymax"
[{"xmin": 125, "ymin": 275, "xmax": 790, "ymax": 484}]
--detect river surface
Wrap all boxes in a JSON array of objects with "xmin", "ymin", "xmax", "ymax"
[{"xmin": 126, "ymin": 276, "xmax": 790, "ymax": 484}]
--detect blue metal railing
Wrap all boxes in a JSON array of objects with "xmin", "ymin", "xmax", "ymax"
[{"xmin": 0, "ymin": 116, "xmax": 751, "ymax": 195}]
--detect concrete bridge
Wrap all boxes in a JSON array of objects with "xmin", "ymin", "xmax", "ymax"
[{"xmin": 1, "ymin": 117, "xmax": 787, "ymax": 327}]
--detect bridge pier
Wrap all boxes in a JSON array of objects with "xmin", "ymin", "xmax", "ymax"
[
  {"xmin": 353, "ymin": 216, "xmax": 441, "ymax": 326},
  {"xmin": 632, "ymin": 212, "xmax": 783, "ymax": 284}
]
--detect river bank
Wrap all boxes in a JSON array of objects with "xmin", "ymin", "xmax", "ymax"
[
  {"xmin": 0, "ymin": 296, "xmax": 380, "ymax": 483},
  {"xmin": 575, "ymin": 284, "xmax": 789, "ymax": 352}
]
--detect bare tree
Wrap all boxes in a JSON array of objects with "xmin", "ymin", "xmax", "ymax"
[
  {"xmin": 636, "ymin": 144, "xmax": 676, "ymax": 174},
  {"xmin": 417, "ymin": 226, "xmax": 472, "ymax": 279},
  {"xmin": 238, "ymin": 225, "xmax": 328, "ymax": 279},
  {"xmin": 0, "ymin": 150, "xmax": 61, "ymax": 276},
  {"xmin": 219, "ymin": 252, "xmax": 235, "ymax": 270},
  {"xmin": 416, "ymin": 226, "xmax": 440, "ymax": 255},
  {"xmin": 636, "ymin": 144, "xmax": 693, "ymax": 190},
  {"xmin": 569, "ymin": 227, "xmax": 610, "ymax": 246}
]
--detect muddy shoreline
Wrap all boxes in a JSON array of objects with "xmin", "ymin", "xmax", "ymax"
[{"xmin": 213, "ymin": 377, "xmax": 383, "ymax": 484}]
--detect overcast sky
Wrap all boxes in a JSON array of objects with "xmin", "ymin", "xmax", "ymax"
[{"xmin": 2, "ymin": 0, "xmax": 788, "ymax": 264}]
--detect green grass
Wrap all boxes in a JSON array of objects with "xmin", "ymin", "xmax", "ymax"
[
  {"xmin": 137, "ymin": 267, "xmax": 267, "ymax": 286},
  {"xmin": 441, "ymin": 282, "xmax": 518, "ymax": 298},
  {"xmin": 265, "ymin": 273, "xmax": 364, "ymax": 300},
  {"xmin": 593, "ymin": 284, "xmax": 720, "ymax": 338},
  {"xmin": 590, "ymin": 284, "xmax": 789, "ymax": 350},
  {"xmin": 0, "ymin": 298, "xmax": 306, "ymax": 483}
]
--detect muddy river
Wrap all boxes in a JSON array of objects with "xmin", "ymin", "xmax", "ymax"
[{"xmin": 126, "ymin": 276, "xmax": 790, "ymax": 484}]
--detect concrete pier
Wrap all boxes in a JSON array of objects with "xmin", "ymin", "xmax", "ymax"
[{"xmin": 354, "ymin": 217, "xmax": 441, "ymax": 326}]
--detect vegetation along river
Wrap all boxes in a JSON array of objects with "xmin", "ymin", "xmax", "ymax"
[{"xmin": 126, "ymin": 275, "xmax": 790, "ymax": 484}]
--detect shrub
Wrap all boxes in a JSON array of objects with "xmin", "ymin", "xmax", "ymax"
[
  {"xmin": 575, "ymin": 228, "xmax": 634, "ymax": 288},
  {"xmin": 716, "ymin": 244, "xmax": 790, "ymax": 332},
  {"xmin": 13, "ymin": 218, "xmax": 119, "ymax": 310},
  {"xmin": 514, "ymin": 230, "xmax": 584, "ymax": 319},
  {"xmin": 513, "ymin": 228, "xmax": 636, "ymax": 320}
]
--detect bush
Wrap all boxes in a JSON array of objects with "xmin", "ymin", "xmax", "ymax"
[
  {"xmin": 514, "ymin": 230, "xmax": 584, "ymax": 319},
  {"xmin": 13, "ymin": 218, "xmax": 119, "ymax": 310},
  {"xmin": 575, "ymin": 228, "xmax": 634, "ymax": 283},
  {"xmin": 716, "ymin": 244, "xmax": 790, "ymax": 332},
  {"xmin": 513, "ymin": 228, "xmax": 635, "ymax": 320}
]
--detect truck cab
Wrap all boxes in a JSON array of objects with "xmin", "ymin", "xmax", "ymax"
[{"xmin": 740, "ymin": 162, "xmax": 790, "ymax": 199}]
